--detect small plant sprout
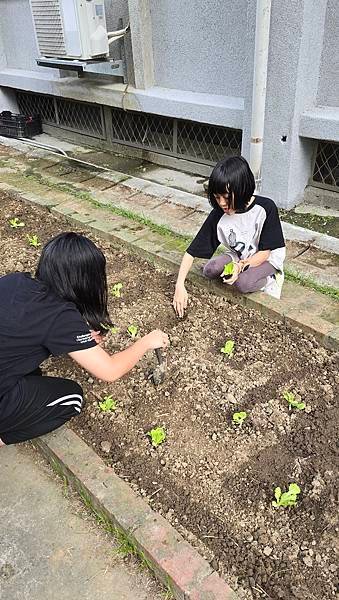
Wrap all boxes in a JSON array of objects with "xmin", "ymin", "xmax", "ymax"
[
  {"xmin": 111, "ymin": 282, "xmax": 123, "ymax": 298},
  {"xmin": 222, "ymin": 262, "xmax": 235, "ymax": 280},
  {"xmin": 220, "ymin": 339, "xmax": 235, "ymax": 358},
  {"xmin": 147, "ymin": 427, "xmax": 166, "ymax": 448},
  {"xmin": 27, "ymin": 234, "xmax": 41, "ymax": 248},
  {"xmin": 9, "ymin": 217, "xmax": 25, "ymax": 228},
  {"xmin": 272, "ymin": 483, "xmax": 301, "ymax": 508},
  {"xmin": 98, "ymin": 395, "xmax": 117, "ymax": 413},
  {"xmin": 232, "ymin": 411, "xmax": 248, "ymax": 426},
  {"xmin": 100, "ymin": 323, "xmax": 119, "ymax": 335},
  {"xmin": 283, "ymin": 391, "xmax": 305, "ymax": 411},
  {"xmin": 127, "ymin": 324, "xmax": 138, "ymax": 338}
]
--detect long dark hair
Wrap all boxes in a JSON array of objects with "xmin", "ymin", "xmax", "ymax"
[
  {"xmin": 208, "ymin": 156, "xmax": 255, "ymax": 212},
  {"xmin": 36, "ymin": 232, "xmax": 111, "ymax": 333}
]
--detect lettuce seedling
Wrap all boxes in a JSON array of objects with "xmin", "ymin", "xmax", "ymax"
[
  {"xmin": 222, "ymin": 262, "xmax": 235, "ymax": 280},
  {"xmin": 111, "ymin": 283, "xmax": 123, "ymax": 298},
  {"xmin": 147, "ymin": 427, "xmax": 166, "ymax": 447},
  {"xmin": 27, "ymin": 234, "xmax": 41, "ymax": 248},
  {"xmin": 127, "ymin": 324, "xmax": 138, "ymax": 338},
  {"xmin": 9, "ymin": 217, "xmax": 25, "ymax": 228},
  {"xmin": 272, "ymin": 483, "xmax": 301, "ymax": 508},
  {"xmin": 220, "ymin": 339, "xmax": 235, "ymax": 358},
  {"xmin": 232, "ymin": 411, "xmax": 247, "ymax": 426},
  {"xmin": 283, "ymin": 391, "xmax": 305, "ymax": 411},
  {"xmin": 98, "ymin": 395, "xmax": 117, "ymax": 413},
  {"xmin": 101, "ymin": 323, "xmax": 118, "ymax": 334}
]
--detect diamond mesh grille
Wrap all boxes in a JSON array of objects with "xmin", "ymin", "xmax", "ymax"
[
  {"xmin": 312, "ymin": 141, "xmax": 339, "ymax": 190},
  {"xmin": 15, "ymin": 91, "xmax": 242, "ymax": 166},
  {"xmin": 111, "ymin": 107, "xmax": 241, "ymax": 165},
  {"xmin": 177, "ymin": 120, "xmax": 242, "ymax": 163},
  {"xmin": 56, "ymin": 98, "xmax": 104, "ymax": 138},
  {"xmin": 17, "ymin": 91, "xmax": 56, "ymax": 123},
  {"xmin": 111, "ymin": 108, "xmax": 173, "ymax": 151}
]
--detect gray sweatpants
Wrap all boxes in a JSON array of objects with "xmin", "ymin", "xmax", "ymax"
[{"xmin": 203, "ymin": 254, "xmax": 276, "ymax": 294}]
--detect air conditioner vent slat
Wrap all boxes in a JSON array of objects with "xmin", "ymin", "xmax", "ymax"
[{"xmin": 30, "ymin": 0, "xmax": 66, "ymax": 57}]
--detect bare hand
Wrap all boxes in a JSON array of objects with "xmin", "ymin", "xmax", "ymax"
[
  {"xmin": 221, "ymin": 262, "xmax": 241, "ymax": 286},
  {"xmin": 90, "ymin": 330, "xmax": 104, "ymax": 345},
  {"xmin": 173, "ymin": 283, "xmax": 188, "ymax": 318},
  {"xmin": 143, "ymin": 329, "xmax": 169, "ymax": 351}
]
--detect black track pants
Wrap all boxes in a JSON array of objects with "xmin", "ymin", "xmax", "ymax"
[{"xmin": 0, "ymin": 370, "xmax": 83, "ymax": 445}]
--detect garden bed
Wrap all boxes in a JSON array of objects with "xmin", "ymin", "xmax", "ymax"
[{"xmin": 1, "ymin": 191, "xmax": 338, "ymax": 600}]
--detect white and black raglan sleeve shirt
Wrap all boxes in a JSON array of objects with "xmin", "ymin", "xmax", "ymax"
[
  {"xmin": 186, "ymin": 208, "xmax": 223, "ymax": 259},
  {"xmin": 187, "ymin": 197, "xmax": 285, "ymax": 267}
]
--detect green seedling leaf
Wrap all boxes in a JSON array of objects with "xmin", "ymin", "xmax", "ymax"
[
  {"xmin": 232, "ymin": 411, "xmax": 247, "ymax": 426},
  {"xmin": 272, "ymin": 483, "xmax": 301, "ymax": 508},
  {"xmin": 220, "ymin": 339, "xmax": 235, "ymax": 358},
  {"xmin": 27, "ymin": 234, "xmax": 41, "ymax": 247},
  {"xmin": 222, "ymin": 262, "xmax": 235, "ymax": 277},
  {"xmin": 9, "ymin": 217, "xmax": 25, "ymax": 228},
  {"xmin": 147, "ymin": 427, "xmax": 166, "ymax": 447},
  {"xmin": 111, "ymin": 282, "xmax": 123, "ymax": 298},
  {"xmin": 98, "ymin": 394, "xmax": 117, "ymax": 413},
  {"xmin": 101, "ymin": 323, "xmax": 119, "ymax": 334},
  {"xmin": 283, "ymin": 391, "xmax": 306, "ymax": 411},
  {"xmin": 127, "ymin": 324, "xmax": 138, "ymax": 338}
]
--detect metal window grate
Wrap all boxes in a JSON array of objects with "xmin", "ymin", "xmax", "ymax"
[
  {"xmin": 177, "ymin": 120, "xmax": 242, "ymax": 163},
  {"xmin": 111, "ymin": 109, "xmax": 173, "ymax": 152},
  {"xmin": 16, "ymin": 91, "xmax": 105, "ymax": 139},
  {"xmin": 111, "ymin": 107, "xmax": 242, "ymax": 165},
  {"xmin": 312, "ymin": 141, "xmax": 339, "ymax": 191},
  {"xmin": 56, "ymin": 98, "xmax": 104, "ymax": 138},
  {"xmin": 17, "ymin": 91, "xmax": 56, "ymax": 124},
  {"xmin": 15, "ymin": 91, "xmax": 242, "ymax": 166}
]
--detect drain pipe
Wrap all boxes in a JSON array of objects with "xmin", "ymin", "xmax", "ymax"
[{"xmin": 249, "ymin": 0, "xmax": 272, "ymax": 192}]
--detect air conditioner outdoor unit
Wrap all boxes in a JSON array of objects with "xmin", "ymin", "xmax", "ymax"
[{"xmin": 29, "ymin": 0, "xmax": 109, "ymax": 61}]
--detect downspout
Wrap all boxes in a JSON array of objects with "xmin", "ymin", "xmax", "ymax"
[{"xmin": 249, "ymin": 0, "xmax": 272, "ymax": 192}]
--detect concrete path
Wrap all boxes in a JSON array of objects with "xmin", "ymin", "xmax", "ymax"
[{"xmin": 0, "ymin": 444, "xmax": 163, "ymax": 600}]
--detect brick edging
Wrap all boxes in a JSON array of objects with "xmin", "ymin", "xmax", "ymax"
[{"xmin": 32, "ymin": 428, "xmax": 237, "ymax": 600}]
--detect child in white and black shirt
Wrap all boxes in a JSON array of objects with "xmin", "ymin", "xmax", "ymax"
[{"xmin": 173, "ymin": 156, "xmax": 286, "ymax": 317}]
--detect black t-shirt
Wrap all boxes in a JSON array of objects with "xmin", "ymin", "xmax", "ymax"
[
  {"xmin": 0, "ymin": 273, "xmax": 96, "ymax": 401},
  {"xmin": 186, "ymin": 196, "xmax": 285, "ymax": 268}
]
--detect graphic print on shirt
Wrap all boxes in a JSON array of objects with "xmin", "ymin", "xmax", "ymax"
[{"xmin": 227, "ymin": 228, "xmax": 245, "ymax": 257}]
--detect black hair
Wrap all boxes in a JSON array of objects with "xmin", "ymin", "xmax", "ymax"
[
  {"xmin": 36, "ymin": 232, "xmax": 111, "ymax": 334},
  {"xmin": 208, "ymin": 156, "xmax": 255, "ymax": 212}
]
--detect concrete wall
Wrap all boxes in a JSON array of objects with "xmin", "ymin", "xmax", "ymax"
[
  {"xmin": 149, "ymin": 0, "xmax": 247, "ymax": 97},
  {"xmin": 317, "ymin": 0, "xmax": 339, "ymax": 107}
]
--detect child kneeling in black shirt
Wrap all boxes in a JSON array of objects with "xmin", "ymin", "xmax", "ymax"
[{"xmin": 0, "ymin": 232, "xmax": 168, "ymax": 446}]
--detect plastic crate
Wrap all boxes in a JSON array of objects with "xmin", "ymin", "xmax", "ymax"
[{"xmin": 0, "ymin": 111, "xmax": 42, "ymax": 139}]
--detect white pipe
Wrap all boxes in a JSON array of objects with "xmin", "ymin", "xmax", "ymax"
[
  {"xmin": 107, "ymin": 24, "xmax": 130, "ymax": 37},
  {"xmin": 249, "ymin": 0, "xmax": 272, "ymax": 192}
]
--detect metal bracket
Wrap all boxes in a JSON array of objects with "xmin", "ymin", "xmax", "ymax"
[{"xmin": 36, "ymin": 57, "xmax": 126, "ymax": 81}]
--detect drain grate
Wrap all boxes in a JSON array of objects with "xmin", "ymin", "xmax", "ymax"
[
  {"xmin": 312, "ymin": 141, "xmax": 339, "ymax": 191},
  {"xmin": 111, "ymin": 106, "xmax": 241, "ymax": 165}
]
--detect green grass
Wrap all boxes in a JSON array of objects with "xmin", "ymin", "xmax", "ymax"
[
  {"xmin": 23, "ymin": 169, "xmax": 192, "ymax": 253},
  {"xmin": 284, "ymin": 267, "xmax": 339, "ymax": 301},
  {"xmin": 279, "ymin": 208, "xmax": 338, "ymax": 238}
]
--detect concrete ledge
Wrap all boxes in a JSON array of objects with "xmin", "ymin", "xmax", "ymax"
[
  {"xmin": 0, "ymin": 69, "xmax": 244, "ymax": 128},
  {"xmin": 32, "ymin": 428, "xmax": 236, "ymax": 600},
  {"xmin": 299, "ymin": 107, "xmax": 339, "ymax": 142}
]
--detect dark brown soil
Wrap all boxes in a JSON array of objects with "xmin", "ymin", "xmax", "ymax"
[{"xmin": 1, "ymin": 190, "xmax": 338, "ymax": 600}]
